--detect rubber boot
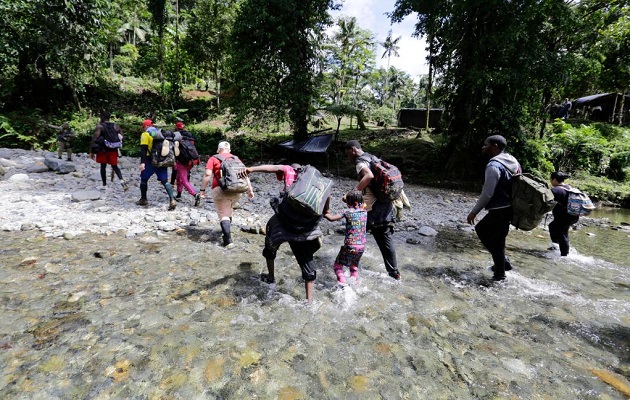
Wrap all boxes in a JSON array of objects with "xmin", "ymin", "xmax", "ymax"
[{"xmin": 220, "ymin": 220, "xmax": 233, "ymax": 247}]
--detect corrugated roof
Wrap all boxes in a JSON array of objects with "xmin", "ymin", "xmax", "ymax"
[{"xmin": 278, "ymin": 134, "xmax": 333, "ymax": 153}]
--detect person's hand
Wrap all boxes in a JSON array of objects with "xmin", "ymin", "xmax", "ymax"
[
  {"xmin": 467, "ymin": 212, "xmax": 477, "ymax": 225},
  {"xmin": 139, "ymin": 163, "xmax": 145, "ymax": 172},
  {"xmin": 200, "ymin": 190, "xmax": 207, "ymax": 199},
  {"xmin": 248, "ymin": 189, "xmax": 254, "ymax": 199},
  {"xmin": 89, "ymin": 153, "xmax": 95, "ymax": 160}
]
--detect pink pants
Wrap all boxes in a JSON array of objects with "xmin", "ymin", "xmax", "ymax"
[{"xmin": 175, "ymin": 161, "xmax": 197, "ymax": 196}]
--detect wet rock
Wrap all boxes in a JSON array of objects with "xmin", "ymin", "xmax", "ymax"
[
  {"xmin": 63, "ymin": 232, "xmax": 76, "ymax": 240},
  {"xmin": 418, "ymin": 226, "xmax": 438, "ymax": 237}
]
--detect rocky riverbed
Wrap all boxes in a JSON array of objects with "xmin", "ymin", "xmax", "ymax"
[
  {"xmin": 0, "ymin": 148, "xmax": 482, "ymax": 241},
  {"xmin": 1, "ymin": 148, "xmax": 629, "ymax": 399}
]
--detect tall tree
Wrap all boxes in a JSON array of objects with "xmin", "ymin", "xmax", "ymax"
[
  {"xmin": 2, "ymin": 0, "xmax": 112, "ymax": 108},
  {"xmin": 392, "ymin": 0, "xmax": 578, "ymax": 177},
  {"xmin": 381, "ymin": 29, "xmax": 401, "ymax": 107},
  {"xmin": 228, "ymin": 0, "xmax": 338, "ymax": 140},
  {"xmin": 184, "ymin": 0, "xmax": 240, "ymax": 111}
]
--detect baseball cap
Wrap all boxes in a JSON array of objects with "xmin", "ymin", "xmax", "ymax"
[
  {"xmin": 175, "ymin": 122, "xmax": 185, "ymax": 130},
  {"xmin": 217, "ymin": 141, "xmax": 230, "ymax": 152},
  {"xmin": 142, "ymin": 119, "xmax": 153, "ymax": 128}
]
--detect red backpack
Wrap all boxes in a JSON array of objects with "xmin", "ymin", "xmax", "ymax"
[{"xmin": 358, "ymin": 154, "xmax": 404, "ymax": 202}]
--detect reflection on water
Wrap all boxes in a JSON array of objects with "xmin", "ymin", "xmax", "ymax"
[
  {"xmin": 0, "ymin": 221, "xmax": 628, "ymax": 399},
  {"xmin": 588, "ymin": 207, "xmax": 630, "ymax": 225}
]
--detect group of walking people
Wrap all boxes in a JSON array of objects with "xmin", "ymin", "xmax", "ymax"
[{"xmin": 72, "ymin": 117, "xmax": 583, "ymax": 301}]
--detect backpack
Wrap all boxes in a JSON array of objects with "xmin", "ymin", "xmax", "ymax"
[
  {"xmin": 510, "ymin": 173, "xmax": 557, "ymax": 231},
  {"xmin": 177, "ymin": 134, "xmax": 200, "ymax": 164},
  {"xmin": 150, "ymin": 129, "xmax": 181, "ymax": 168},
  {"xmin": 277, "ymin": 165, "xmax": 333, "ymax": 232},
  {"xmin": 566, "ymin": 188, "xmax": 595, "ymax": 216},
  {"xmin": 358, "ymin": 153, "xmax": 404, "ymax": 202},
  {"xmin": 214, "ymin": 154, "xmax": 249, "ymax": 193},
  {"xmin": 101, "ymin": 122, "xmax": 122, "ymax": 149}
]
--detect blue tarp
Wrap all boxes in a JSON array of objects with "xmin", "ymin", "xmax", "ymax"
[{"xmin": 278, "ymin": 133, "xmax": 333, "ymax": 153}]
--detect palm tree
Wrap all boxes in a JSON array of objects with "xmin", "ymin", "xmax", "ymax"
[{"xmin": 381, "ymin": 30, "xmax": 401, "ymax": 107}]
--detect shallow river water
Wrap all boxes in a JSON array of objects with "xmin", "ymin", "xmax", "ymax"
[{"xmin": 1, "ymin": 215, "xmax": 629, "ymax": 399}]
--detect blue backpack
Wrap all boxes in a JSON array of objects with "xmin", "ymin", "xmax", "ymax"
[{"xmin": 566, "ymin": 188, "xmax": 595, "ymax": 216}]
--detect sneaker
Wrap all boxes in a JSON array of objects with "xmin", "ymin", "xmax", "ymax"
[
  {"xmin": 168, "ymin": 199, "xmax": 177, "ymax": 211},
  {"xmin": 224, "ymin": 242, "xmax": 235, "ymax": 249},
  {"xmin": 136, "ymin": 198, "xmax": 148, "ymax": 206},
  {"xmin": 121, "ymin": 180, "xmax": 129, "ymax": 192},
  {"xmin": 67, "ymin": 158, "xmax": 72, "ymax": 162},
  {"xmin": 174, "ymin": 193, "xmax": 182, "ymax": 202},
  {"xmin": 194, "ymin": 193, "xmax": 201, "ymax": 207},
  {"xmin": 389, "ymin": 272, "xmax": 401, "ymax": 280},
  {"xmin": 99, "ymin": 185, "xmax": 107, "ymax": 191},
  {"xmin": 260, "ymin": 273, "xmax": 275, "ymax": 284},
  {"xmin": 489, "ymin": 264, "xmax": 513, "ymax": 272},
  {"xmin": 492, "ymin": 275, "xmax": 506, "ymax": 282}
]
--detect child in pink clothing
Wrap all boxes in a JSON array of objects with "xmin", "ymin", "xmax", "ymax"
[{"xmin": 325, "ymin": 191, "xmax": 367, "ymax": 284}]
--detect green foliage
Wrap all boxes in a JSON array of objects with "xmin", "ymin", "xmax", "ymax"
[
  {"xmin": 369, "ymin": 106, "xmax": 395, "ymax": 127},
  {"xmin": 227, "ymin": 0, "xmax": 337, "ymax": 141},
  {"xmin": 545, "ymin": 120, "xmax": 630, "ymax": 181}
]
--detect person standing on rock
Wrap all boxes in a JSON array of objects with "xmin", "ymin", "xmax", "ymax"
[
  {"xmin": 136, "ymin": 119, "xmax": 177, "ymax": 211},
  {"xmin": 56, "ymin": 122, "xmax": 75, "ymax": 161},
  {"xmin": 345, "ymin": 140, "xmax": 401, "ymax": 280},
  {"xmin": 90, "ymin": 112, "xmax": 128, "ymax": 191},
  {"xmin": 466, "ymin": 135, "xmax": 521, "ymax": 282},
  {"xmin": 199, "ymin": 141, "xmax": 253, "ymax": 248},
  {"xmin": 244, "ymin": 163, "xmax": 329, "ymax": 302}
]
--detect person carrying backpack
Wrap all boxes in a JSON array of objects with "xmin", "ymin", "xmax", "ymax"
[
  {"xmin": 548, "ymin": 171, "xmax": 581, "ymax": 256},
  {"xmin": 89, "ymin": 112, "xmax": 128, "ymax": 191},
  {"xmin": 345, "ymin": 140, "xmax": 401, "ymax": 281},
  {"xmin": 467, "ymin": 135, "xmax": 521, "ymax": 282},
  {"xmin": 244, "ymin": 163, "xmax": 331, "ymax": 302},
  {"xmin": 136, "ymin": 119, "xmax": 178, "ymax": 211},
  {"xmin": 199, "ymin": 141, "xmax": 254, "ymax": 248},
  {"xmin": 172, "ymin": 121, "xmax": 201, "ymax": 206}
]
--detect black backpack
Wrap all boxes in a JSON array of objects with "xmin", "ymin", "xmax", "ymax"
[
  {"xmin": 150, "ymin": 129, "xmax": 181, "ymax": 168},
  {"xmin": 101, "ymin": 122, "xmax": 122, "ymax": 149},
  {"xmin": 177, "ymin": 131, "xmax": 199, "ymax": 164},
  {"xmin": 214, "ymin": 154, "xmax": 249, "ymax": 193}
]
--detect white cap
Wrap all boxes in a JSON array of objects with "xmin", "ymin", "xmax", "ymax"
[{"xmin": 217, "ymin": 141, "xmax": 230, "ymax": 152}]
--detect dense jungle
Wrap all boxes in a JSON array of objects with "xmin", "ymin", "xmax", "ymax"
[{"xmin": 1, "ymin": 0, "xmax": 630, "ymax": 204}]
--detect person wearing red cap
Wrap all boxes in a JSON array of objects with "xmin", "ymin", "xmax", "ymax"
[
  {"xmin": 172, "ymin": 121, "xmax": 201, "ymax": 206},
  {"xmin": 136, "ymin": 119, "xmax": 178, "ymax": 210}
]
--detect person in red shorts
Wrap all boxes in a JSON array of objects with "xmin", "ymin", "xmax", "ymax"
[{"xmin": 89, "ymin": 112, "xmax": 128, "ymax": 191}]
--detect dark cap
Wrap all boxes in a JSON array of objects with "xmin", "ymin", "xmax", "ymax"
[
  {"xmin": 485, "ymin": 135, "xmax": 507, "ymax": 149},
  {"xmin": 345, "ymin": 140, "xmax": 361, "ymax": 150}
]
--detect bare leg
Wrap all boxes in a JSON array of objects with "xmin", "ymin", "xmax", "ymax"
[{"xmin": 305, "ymin": 281, "xmax": 314, "ymax": 303}]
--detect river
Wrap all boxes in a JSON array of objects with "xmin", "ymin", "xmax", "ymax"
[{"xmin": 1, "ymin": 212, "xmax": 628, "ymax": 399}]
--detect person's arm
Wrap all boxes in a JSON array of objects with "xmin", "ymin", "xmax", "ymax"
[
  {"xmin": 245, "ymin": 164, "xmax": 284, "ymax": 174},
  {"xmin": 89, "ymin": 125, "xmax": 102, "ymax": 159},
  {"xmin": 467, "ymin": 165, "xmax": 501, "ymax": 224},
  {"xmin": 356, "ymin": 165, "xmax": 373, "ymax": 191},
  {"xmin": 324, "ymin": 212, "xmax": 343, "ymax": 222},
  {"xmin": 199, "ymin": 168, "xmax": 214, "ymax": 198}
]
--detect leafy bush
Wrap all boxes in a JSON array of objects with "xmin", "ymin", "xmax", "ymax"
[{"xmin": 545, "ymin": 120, "xmax": 630, "ymax": 181}]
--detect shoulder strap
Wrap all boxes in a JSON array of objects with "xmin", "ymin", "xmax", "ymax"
[{"xmin": 214, "ymin": 154, "xmax": 225, "ymax": 162}]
